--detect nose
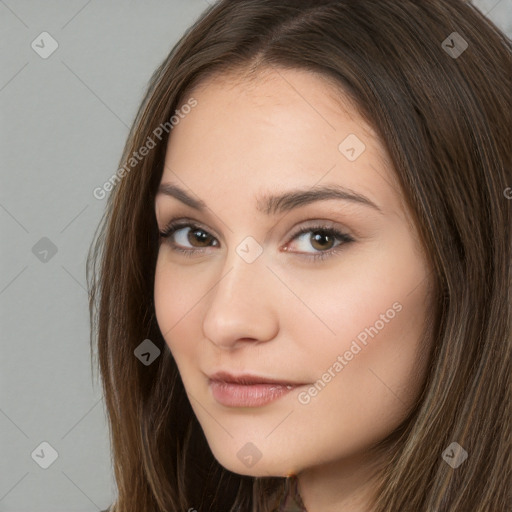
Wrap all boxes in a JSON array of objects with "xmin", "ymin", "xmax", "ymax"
[{"xmin": 201, "ymin": 248, "xmax": 280, "ymax": 350}]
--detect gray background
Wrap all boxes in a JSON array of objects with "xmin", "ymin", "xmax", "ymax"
[{"xmin": 1, "ymin": 1, "xmax": 510, "ymax": 510}]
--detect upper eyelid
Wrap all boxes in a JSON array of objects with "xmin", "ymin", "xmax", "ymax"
[
  {"xmin": 160, "ymin": 218, "xmax": 220, "ymax": 239},
  {"xmin": 159, "ymin": 210, "xmax": 349, "ymax": 227},
  {"xmin": 159, "ymin": 217, "xmax": 347, "ymax": 233}
]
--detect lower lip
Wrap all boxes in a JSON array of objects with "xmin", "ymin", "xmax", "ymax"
[{"xmin": 209, "ymin": 381, "xmax": 300, "ymax": 407}]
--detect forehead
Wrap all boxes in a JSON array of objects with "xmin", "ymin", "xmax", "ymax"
[{"xmin": 161, "ymin": 67, "xmax": 405, "ymax": 220}]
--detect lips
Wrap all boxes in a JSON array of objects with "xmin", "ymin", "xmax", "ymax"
[
  {"xmin": 208, "ymin": 370, "xmax": 303, "ymax": 386},
  {"xmin": 207, "ymin": 371, "xmax": 307, "ymax": 407}
]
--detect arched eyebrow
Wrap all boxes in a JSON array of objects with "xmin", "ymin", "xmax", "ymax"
[{"xmin": 156, "ymin": 183, "xmax": 383, "ymax": 215}]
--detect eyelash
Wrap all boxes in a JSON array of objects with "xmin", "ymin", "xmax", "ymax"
[{"xmin": 158, "ymin": 220, "xmax": 354, "ymax": 262}]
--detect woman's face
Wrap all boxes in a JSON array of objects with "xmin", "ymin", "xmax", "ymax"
[{"xmin": 154, "ymin": 67, "xmax": 432, "ymax": 478}]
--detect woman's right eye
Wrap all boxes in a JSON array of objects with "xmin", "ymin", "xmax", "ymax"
[{"xmin": 159, "ymin": 222, "xmax": 219, "ymax": 255}]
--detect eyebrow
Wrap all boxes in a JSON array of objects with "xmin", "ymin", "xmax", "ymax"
[{"xmin": 156, "ymin": 183, "xmax": 382, "ymax": 215}]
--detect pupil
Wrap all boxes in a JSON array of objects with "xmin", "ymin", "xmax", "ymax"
[
  {"xmin": 311, "ymin": 232, "xmax": 333, "ymax": 250},
  {"xmin": 191, "ymin": 229, "xmax": 210, "ymax": 247}
]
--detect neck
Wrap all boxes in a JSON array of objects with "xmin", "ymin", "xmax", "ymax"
[{"xmin": 295, "ymin": 449, "xmax": 387, "ymax": 512}]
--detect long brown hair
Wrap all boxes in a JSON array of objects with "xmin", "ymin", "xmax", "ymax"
[{"xmin": 87, "ymin": 1, "xmax": 512, "ymax": 510}]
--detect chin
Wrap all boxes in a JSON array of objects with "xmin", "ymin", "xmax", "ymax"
[{"xmin": 209, "ymin": 444, "xmax": 299, "ymax": 478}]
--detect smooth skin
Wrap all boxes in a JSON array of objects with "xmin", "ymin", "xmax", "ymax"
[{"xmin": 154, "ymin": 67, "xmax": 433, "ymax": 512}]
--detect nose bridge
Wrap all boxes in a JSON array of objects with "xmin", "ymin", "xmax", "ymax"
[
  {"xmin": 212, "ymin": 243, "xmax": 268, "ymax": 315},
  {"xmin": 214, "ymin": 232, "xmax": 270, "ymax": 300},
  {"xmin": 202, "ymin": 242, "xmax": 279, "ymax": 346}
]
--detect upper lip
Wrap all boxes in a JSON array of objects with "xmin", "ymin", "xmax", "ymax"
[{"xmin": 208, "ymin": 371, "xmax": 305, "ymax": 386}]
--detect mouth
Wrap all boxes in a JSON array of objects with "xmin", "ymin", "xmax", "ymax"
[{"xmin": 207, "ymin": 371, "xmax": 307, "ymax": 407}]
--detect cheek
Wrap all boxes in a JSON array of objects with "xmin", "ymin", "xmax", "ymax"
[
  {"xmin": 295, "ymin": 296, "xmax": 429, "ymax": 464},
  {"xmin": 286, "ymin": 226, "xmax": 430, "ymax": 383},
  {"xmin": 287, "ymin": 235, "xmax": 431, "ymax": 450},
  {"xmin": 153, "ymin": 253, "xmax": 204, "ymax": 357},
  {"xmin": 317, "ymin": 280, "xmax": 429, "ymax": 413},
  {"xmin": 286, "ymin": 243, "xmax": 428, "ymax": 350}
]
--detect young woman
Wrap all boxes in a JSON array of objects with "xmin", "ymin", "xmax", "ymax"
[{"xmin": 87, "ymin": 1, "xmax": 512, "ymax": 510}]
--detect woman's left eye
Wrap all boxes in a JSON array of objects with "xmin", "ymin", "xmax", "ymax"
[
  {"xmin": 158, "ymin": 221, "xmax": 354, "ymax": 261},
  {"xmin": 287, "ymin": 225, "xmax": 354, "ymax": 260}
]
